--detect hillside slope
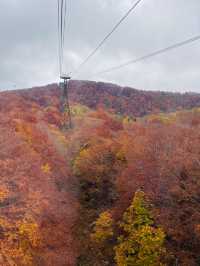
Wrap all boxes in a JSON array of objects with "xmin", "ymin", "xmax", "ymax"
[
  {"xmin": 69, "ymin": 80, "xmax": 200, "ymax": 117},
  {"xmin": 1, "ymin": 82, "xmax": 200, "ymax": 265},
  {"xmin": 0, "ymin": 90, "xmax": 78, "ymax": 265}
]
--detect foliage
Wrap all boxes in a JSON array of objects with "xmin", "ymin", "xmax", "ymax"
[
  {"xmin": 73, "ymin": 138, "xmax": 121, "ymax": 209},
  {"xmin": 121, "ymin": 191, "xmax": 153, "ymax": 230},
  {"xmin": 87, "ymin": 211, "xmax": 115, "ymax": 265},
  {"xmin": 115, "ymin": 191, "xmax": 166, "ymax": 266},
  {"xmin": 69, "ymin": 80, "xmax": 200, "ymax": 117},
  {"xmin": 3, "ymin": 85, "xmax": 200, "ymax": 265},
  {"xmin": 41, "ymin": 163, "xmax": 51, "ymax": 174},
  {"xmin": 15, "ymin": 121, "xmax": 33, "ymax": 145},
  {"xmin": 73, "ymin": 139, "xmax": 118, "ymax": 181},
  {"xmin": 146, "ymin": 113, "xmax": 177, "ymax": 125},
  {"xmin": 91, "ymin": 211, "xmax": 114, "ymax": 244},
  {"xmin": 71, "ymin": 104, "xmax": 90, "ymax": 117},
  {"xmin": 0, "ymin": 186, "xmax": 9, "ymax": 203},
  {"xmin": 123, "ymin": 116, "xmax": 135, "ymax": 126},
  {"xmin": 0, "ymin": 217, "xmax": 41, "ymax": 266}
]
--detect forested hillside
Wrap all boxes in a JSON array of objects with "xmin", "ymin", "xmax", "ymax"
[
  {"xmin": 17, "ymin": 81, "xmax": 200, "ymax": 117},
  {"xmin": 0, "ymin": 83, "xmax": 200, "ymax": 265},
  {"xmin": 69, "ymin": 80, "xmax": 200, "ymax": 117}
]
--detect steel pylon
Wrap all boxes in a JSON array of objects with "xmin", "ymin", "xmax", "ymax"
[{"xmin": 59, "ymin": 75, "xmax": 72, "ymax": 130}]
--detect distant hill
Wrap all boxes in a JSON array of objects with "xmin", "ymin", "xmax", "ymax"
[
  {"xmin": 14, "ymin": 80, "xmax": 200, "ymax": 117},
  {"xmin": 69, "ymin": 80, "xmax": 200, "ymax": 116}
]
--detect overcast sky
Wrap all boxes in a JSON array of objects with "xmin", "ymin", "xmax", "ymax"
[{"xmin": 0, "ymin": 0, "xmax": 200, "ymax": 92}]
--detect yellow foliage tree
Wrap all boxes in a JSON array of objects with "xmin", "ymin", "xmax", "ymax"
[
  {"xmin": 91, "ymin": 211, "xmax": 114, "ymax": 244},
  {"xmin": 0, "ymin": 217, "xmax": 41, "ymax": 266},
  {"xmin": 71, "ymin": 104, "xmax": 90, "ymax": 117},
  {"xmin": 115, "ymin": 191, "xmax": 166, "ymax": 266},
  {"xmin": 89, "ymin": 211, "xmax": 115, "ymax": 265},
  {"xmin": 0, "ymin": 186, "xmax": 9, "ymax": 203},
  {"xmin": 41, "ymin": 163, "xmax": 51, "ymax": 174}
]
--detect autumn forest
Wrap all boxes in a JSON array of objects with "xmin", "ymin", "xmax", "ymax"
[{"xmin": 0, "ymin": 81, "xmax": 200, "ymax": 265}]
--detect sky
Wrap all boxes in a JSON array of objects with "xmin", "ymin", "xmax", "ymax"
[{"xmin": 0, "ymin": 0, "xmax": 200, "ymax": 92}]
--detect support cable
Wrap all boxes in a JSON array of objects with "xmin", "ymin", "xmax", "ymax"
[
  {"xmin": 63, "ymin": 0, "xmax": 67, "ymax": 55},
  {"xmin": 57, "ymin": 0, "xmax": 62, "ymax": 75},
  {"xmin": 60, "ymin": 0, "xmax": 64, "ymax": 74},
  {"xmin": 91, "ymin": 34, "xmax": 200, "ymax": 76},
  {"xmin": 71, "ymin": 0, "xmax": 144, "ymax": 76},
  {"xmin": 58, "ymin": 0, "xmax": 68, "ymax": 75}
]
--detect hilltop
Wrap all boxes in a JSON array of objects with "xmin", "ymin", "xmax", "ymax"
[{"xmin": 13, "ymin": 80, "xmax": 200, "ymax": 117}]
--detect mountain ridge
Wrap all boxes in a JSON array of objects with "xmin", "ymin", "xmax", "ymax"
[{"xmin": 4, "ymin": 80, "xmax": 200, "ymax": 118}]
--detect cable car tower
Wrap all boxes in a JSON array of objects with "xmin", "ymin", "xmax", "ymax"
[{"xmin": 60, "ymin": 74, "xmax": 72, "ymax": 130}]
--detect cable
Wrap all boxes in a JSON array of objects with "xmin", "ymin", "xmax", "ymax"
[
  {"xmin": 63, "ymin": 0, "xmax": 67, "ymax": 53},
  {"xmin": 91, "ymin": 34, "xmax": 200, "ymax": 76},
  {"xmin": 57, "ymin": 0, "xmax": 62, "ymax": 75},
  {"xmin": 60, "ymin": 0, "xmax": 64, "ymax": 74},
  {"xmin": 57, "ymin": 0, "xmax": 69, "ymax": 76},
  {"xmin": 62, "ymin": 0, "xmax": 69, "ymax": 74},
  {"xmin": 71, "ymin": 0, "xmax": 144, "ymax": 76}
]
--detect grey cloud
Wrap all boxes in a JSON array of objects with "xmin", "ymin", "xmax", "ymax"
[{"xmin": 0, "ymin": 0, "xmax": 199, "ymax": 92}]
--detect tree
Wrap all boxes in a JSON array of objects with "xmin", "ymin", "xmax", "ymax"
[
  {"xmin": 90, "ymin": 211, "xmax": 115, "ymax": 265},
  {"xmin": 0, "ymin": 216, "xmax": 41, "ymax": 266},
  {"xmin": 115, "ymin": 191, "xmax": 166, "ymax": 266},
  {"xmin": 41, "ymin": 163, "xmax": 51, "ymax": 174},
  {"xmin": 73, "ymin": 139, "xmax": 118, "ymax": 182},
  {"xmin": 73, "ymin": 139, "xmax": 120, "ymax": 208},
  {"xmin": 91, "ymin": 211, "xmax": 114, "ymax": 244}
]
